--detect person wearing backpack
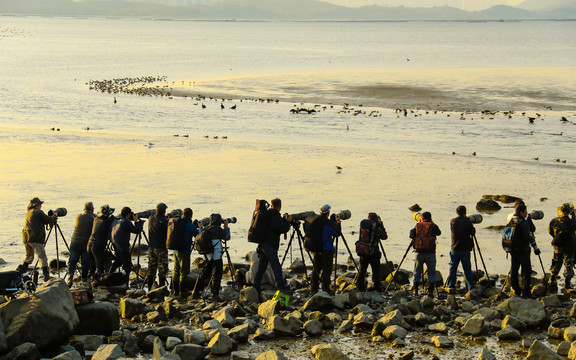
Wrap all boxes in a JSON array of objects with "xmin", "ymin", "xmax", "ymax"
[
  {"xmin": 191, "ymin": 213, "xmax": 230, "ymax": 301},
  {"xmin": 548, "ymin": 203, "xmax": 576, "ymax": 291},
  {"xmin": 409, "ymin": 211, "xmax": 441, "ymax": 297},
  {"xmin": 508, "ymin": 203, "xmax": 541, "ymax": 298},
  {"xmin": 446, "ymin": 205, "xmax": 476, "ymax": 293},
  {"xmin": 310, "ymin": 204, "xmax": 341, "ymax": 295},
  {"xmin": 171, "ymin": 208, "xmax": 199, "ymax": 298},
  {"xmin": 253, "ymin": 198, "xmax": 292, "ymax": 294},
  {"xmin": 145, "ymin": 203, "xmax": 169, "ymax": 291},
  {"xmin": 354, "ymin": 212, "xmax": 388, "ymax": 292}
]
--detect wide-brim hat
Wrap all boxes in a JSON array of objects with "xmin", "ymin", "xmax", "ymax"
[
  {"xmin": 28, "ymin": 197, "xmax": 44, "ymax": 209},
  {"xmin": 99, "ymin": 204, "xmax": 115, "ymax": 217}
]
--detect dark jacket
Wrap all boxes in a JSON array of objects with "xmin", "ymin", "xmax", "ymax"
[
  {"xmin": 148, "ymin": 213, "xmax": 168, "ymax": 250},
  {"xmin": 23, "ymin": 208, "xmax": 55, "ymax": 244},
  {"xmin": 111, "ymin": 218, "xmax": 142, "ymax": 252},
  {"xmin": 181, "ymin": 219, "xmax": 199, "ymax": 255},
  {"xmin": 509, "ymin": 216, "xmax": 535, "ymax": 252},
  {"xmin": 265, "ymin": 208, "xmax": 291, "ymax": 249},
  {"xmin": 359, "ymin": 219, "xmax": 388, "ymax": 255},
  {"xmin": 71, "ymin": 211, "xmax": 96, "ymax": 246},
  {"xmin": 549, "ymin": 215, "xmax": 576, "ymax": 251},
  {"xmin": 89, "ymin": 214, "xmax": 114, "ymax": 248},
  {"xmin": 450, "ymin": 216, "xmax": 475, "ymax": 251}
]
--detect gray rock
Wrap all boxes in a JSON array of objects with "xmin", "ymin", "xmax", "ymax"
[
  {"xmin": 0, "ymin": 279, "xmax": 79, "ymax": 350},
  {"xmin": 383, "ymin": 325, "xmax": 407, "ymax": 339},
  {"xmin": 153, "ymin": 336, "xmax": 166, "ymax": 360},
  {"xmin": 548, "ymin": 325, "xmax": 564, "ymax": 339},
  {"xmin": 0, "ymin": 342, "xmax": 41, "ymax": 360},
  {"xmin": 141, "ymin": 334, "xmax": 157, "ymax": 353},
  {"xmin": 202, "ymin": 319, "xmax": 224, "ymax": 330},
  {"xmin": 310, "ymin": 343, "xmax": 350, "ymax": 360},
  {"xmin": 147, "ymin": 311, "xmax": 165, "ymax": 323},
  {"xmin": 166, "ymin": 336, "xmax": 182, "ymax": 351},
  {"xmin": 496, "ymin": 297, "xmax": 548, "ymax": 327},
  {"xmin": 253, "ymin": 327, "xmax": 275, "ymax": 340},
  {"xmin": 231, "ymin": 350, "xmax": 253, "ymax": 360},
  {"xmin": 119, "ymin": 297, "xmax": 150, "ymax": 319},
  {"xmin": 147, "ymin": 285, "xmax": 170, "ymax": 301},
  {"xmin": 526, "ymin": 339, "xmax": 562, "ymax": 359},
  {"xmin": 304, "ymin": 320, "xmax": 323, "ymax": 337},
  {"xmin": 301, "ymin": 291, "xmax": 334, "ymax": 312},
  {"xmin": 257, "ymin": 300, "xmax": 281, "ymax": 319},
  {"xmin": 353, "ymin": 312, "xmax": 376, "ymax": 329},
  {"xmin": 569, "ymin": 341, "xmax": 576, "ymax": 360},
  {"xmin": 376, "ymin": 309, "xmax": 404, "ymax": 328},
  {"xmin": 239, "ymin": 287, "xmax": 259, "ymax": 303},
  {"xmin": 497, "ymin": 326, "xmax": 521, "ymax": 340},
  {"xmin": 91, "ymin": 344, "xmax": 126, "ymax": 360},
  {"xmin": 392, "ymin": 337, "xmax": 406, "ymax": 347},
  {"xmin": 557, "ymin": 341, "xmax": 571, "ymax": 356},
  {"xmin": 502, "ymin": 315, "xmax": 527, "ymax": 331},
  {"xmin": 565, "ymin": 326, "xmax": 576, "ymax": 342},
  {"xmin": 432, "ymin": 335, "xmax": 454, "ymax": 348},
  {"xmin": 461, "ymin": 314, "xmax": 485, "ymax": 336},
  {"xmin": 541, "ymin": 294, "xmax": 562, "ymax": 308},
  {"xmin": 255, "ymin": 350, "xmax": 288, "ymax": 360},
  {"xmin": 172, "ymin": 344, "xmax": 211, "ymax": 360},
  {"xmin": 69, "ymin": 335, "xmax": 105, "ymax": 351},
  {"xmin": 227, "ymin": 323, "xmax": 250, "ymax": 343},
  {"xmin": 477, "ymin": 347, "xmax": 496, "ymax": 360},
  {"xmin": 399, "ymin": 350, "xmax": 415, "ymax": 360},
  {"xmin": 157, "ymin": 326, "xmax": 184, "ymax": 341},
  {"xmin": 476, "ymin": 198, "xmax": 501, "ymax": 211},
  {"xmin": 428, "ymin": 322, "xmax": 448, "ymax": 334},
  {"xmin": 474, "ymin": 308, "xmax": 500, "ymax": 322},
  {"xmin": 266, "ymin": 315, "xmax": 303, "ymax": 336},
  {"xmin": 337, "ymin": 319, "xmax": 354, "ymax": 333},
  {"xmin": 208, "ymin": 332, "xmax": 236, "ymax": 355},
  {"xmin": 405, "ymin": 299, "xmax": 423, "ymax": 314},
  {"xmin": 52, "ymin": 350, "xmax": 82, "ymax": 360},
  {"xmin": 184, "ymin": 330, "xmax": 206, "ymax": 345},
  {"xmin": 461, "ymin": 301, "xmax": 478, "ymax": 313},
  {"xmin": 159, "ymin": 354, "xmax": 182, "ymax": 360},
  {"xmin": 75, "ymin": 302, "xmax": 119, "ymax": 336},
  {"xmin": 570, "ymin": 303, "xmax": 576, "ymax": 318},
  {"xmin": 213, "ymin": 306, "xmax": 236, "ymax": 328}
]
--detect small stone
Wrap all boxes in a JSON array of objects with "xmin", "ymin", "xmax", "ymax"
[
  {"xmin": 496, "ymin": 326, "xmax": 521, "ymax": 340},
  {"xmin": 526, "ymin": 340, "xmax": 561, "ymax": 359},
  {"xmin": 558, "ymin": 341, "xmax": 571, "ymax": 356},
  {"xmin": 431, "ymin": 335, "xmax": 454, "ymax": 348},
  {"xmin": 477, "ymin": 347, "xmax": 496, "ymax": 360}
]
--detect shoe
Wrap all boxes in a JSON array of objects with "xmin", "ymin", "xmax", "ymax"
[
  {"xmin": 413, "ymin": 282, "xmax": 420, "ymax": 296},
  {"xmin": 42, "ymin": 267, "xmax": 50, "ymax": 282},
  {"xmin": 67, "ymin": 276, "xmax": 74, "ymax": 288},
  {"xmin": 16, "ymin": 262, "xmax": 29, "ymax": 274},
  {"xmin": 427, "ymin": 283, "xmax": 435, "ymax": 297},
  {"xmin": 565, "ymin": 279, "xmax": 573, "ymax": 290}
]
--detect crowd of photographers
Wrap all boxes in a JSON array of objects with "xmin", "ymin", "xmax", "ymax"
[{"xmin": 18, "ymin": 196, "xmax": 576, "ymax": 300}]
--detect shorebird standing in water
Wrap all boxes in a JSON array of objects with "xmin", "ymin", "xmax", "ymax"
[{"xmin": 336, "ymin": 166, "xmax": 342, "ymax": 174}]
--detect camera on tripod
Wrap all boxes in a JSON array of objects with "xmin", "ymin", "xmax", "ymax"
[
  {"xmin": 134, "ymin": 209, "xmax": 156, "ymax": 219},
  {"xmin": 224, "ymin": 217, "xmax": 237, "ymax": 224},
  {"xmin": 289, "ymin": 211, "xmax": 316, "ymax": 222},
  {"xmin": 335, "ymin": 210, "xmax": 351, "ymax": 221},
  {"xmin": 530, "ymin": 210, "xmax": 544, "ymax": 220},
  {"xmin": 468, "ymin": 214, "xmax": 483, "ymax": 224},
  {"xmin": 47, "ymin": 208, "xmax": 67, "ymax": 217}
]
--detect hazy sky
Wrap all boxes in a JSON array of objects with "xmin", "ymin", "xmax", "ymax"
[{"xmin": 323, "ymin": 0, "xmax": 524, "ymax": 11}]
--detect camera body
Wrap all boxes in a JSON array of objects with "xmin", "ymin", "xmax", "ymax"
[{"xmin": 48, "ymin": 208, "xmax": 67, "ymax": 217}]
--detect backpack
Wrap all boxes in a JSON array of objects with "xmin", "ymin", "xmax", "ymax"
[
  {"xmin": 502, "ymin": 218, "xmax": 520, "ymax": 253},
  {"xmin": 356, "ymin": 219, "xmax": 376, "ymax": 256},
  {"xmin": 551, "ymin": 218, "xmax": 571, "ymax": 247},
  {"xmin": 304, "ymin": 215, "xmax": 327, "ymax": 252},
  {"xmin": 166, "ymin": 217, "xmax": 189, "ymax": 251},
  {"xmin": 412, "ymin": 222, "xmax": 436, "ymax": 252},
  {"xmin": 195, "ymin": 226, "xmax": 214, "ymax": 255},
  {"xmin": 247, "ymin": 199, "xmax": 270, "ymax": 244}
]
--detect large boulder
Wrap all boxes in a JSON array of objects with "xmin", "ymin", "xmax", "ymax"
[
  {"xmin": 119, "ymin": 298, "xmax": 150, "ymax": 319},
  {"xmin": 0, "ymin": 279, "xmax": 79, "ymax": 350},
  {"xmin": 476, "ymin": 198, "xmax": 502, "ymax": 212},
  {"xmin": 266, "ymin": 315, "xmax": 303, "ymax": 337},
  {"xmin": 172, "ymin": 344, "xmax": 211, "ymax": 360},
  {"xmin": 301, "ymin": 291, "xmax": 334, "ymax": 312},
  {"xmin": 0, "ymin": 342, "xmax": 41, "ymax": 360},
  {"xmin": 91, "ymin": 344, "xmax": 126, "ymax": 360},
  {"xmin": 74, "ymin": 302, "xmax": 119, "ymax": 336},
  {"xmin": 495, "ymin": 297, "xmax": 547, "ymax": 327},
  {"xmin": 208, "ymin": 332, "xmax": 236, "ymax": 356},
  {"xmin": 258, "ymin": 300, "xmax": 281, "ymax": 319}
]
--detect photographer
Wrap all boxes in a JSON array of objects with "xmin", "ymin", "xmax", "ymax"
[
  {"xmin": 19, "ymin": 197, "xmax": 56, "ymax": 281},
  {"xmin": 310, "ymin": 204, "xmax": 341, "ymax": 295},
  {"xmin": 192, "ymin": 213, "xmax": 230, "ymax": 301},
  {"xmin": 146, "ymin": 203, "xmax": 169, "ymax": 290},
  {"xmin": 87, "ymin": 204, "xmax": 115, "ymax": 281},
  {"xmin": 110, "ymin": 206, "xmax": 143, "ymax": 284},
  {"xmin": 548, "ymin": 203, "xmax": 576, "ymax": 291},
  {"xmin": 355, "ymin": 212, "xmax": 388, "ymax": 292},
  {"xmin": 171, "ymin": 208, "xmax": 199, "ymax": 298},
  {"xmin": 409, "ymin": 211, "xmax": 441, "ymax": 297},
  {"xmin": 253, "ymin": 198, "xmax": 292, "ymax": 294},
  {"xmin": 67, "ymin": 202, "xmax": 96, "ymax": 287},
  {"xmin": 446, "ymin": 206, "xmax": 476, "ymax": 293}
]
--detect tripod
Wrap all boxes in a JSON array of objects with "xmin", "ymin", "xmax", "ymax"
[
  {"xmin": 33, "ymin": 220, "xmax": 71, "ymax": 282},
  {"xmin": 446, "ymin": 235, "xmax": 491, "ymax": 289},
  {"xmin": 281, "ymin": 221, "xmax": 314, "ymax": 278},
  {"xmin": 196, "ymin": 240, "xmax": 237, "ymax": 298},
  {"xmin": 333, "ymin": 232, "xmax": 359, "ymax": 289},
  {"xmin": 128, "ymin": 225, "xmax": 150, "ymax": 289}
]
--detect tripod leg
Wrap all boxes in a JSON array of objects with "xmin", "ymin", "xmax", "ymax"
[
  {"xmin": 472, "ymin": 245, "xmax": 479, "ymax": 276},
  {"xmin": 384, "ymin": 244, "xmax": 412, "ymax": 293},
  {"xmin": 333, "ymin": 236, "xmax": 338, "ymax": 291},
  {"xmin": 473, "ymin": 235, "xmax": 490, "ymax": 280},
  {"xmin": 339, "ymin": 234, "xmax": 358, "ymax": 271},
  {"xmin": 280, "ymin": 230, "xmax": 296, "ymax": 268},
  {"xmin": 296, "ymin": 230, "xmax": 309, "ymax": 279},
  {"xmin": 379, "ymin": 241, "xmax": 389, "ymax": 263}
]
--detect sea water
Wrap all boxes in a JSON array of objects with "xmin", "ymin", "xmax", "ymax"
[{"xmin": 0, "ymin": 16, "xmax": 575, "ymax": 276}]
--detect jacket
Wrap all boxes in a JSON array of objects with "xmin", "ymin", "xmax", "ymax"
[
  {"xmin": 265, "ymin": 208, "xmax": 291, "ymax": 249},
  {"xmin": 89, "ymin": 214, "xmax": 114, "ymax": 248},
  {"xmin": 71, "ymin": 211, "xmax": 96, "ymax": 246},
  {"xmin": 111, "ymin": 218, "xmax": 142, "ymax": 252},
  {"xmin": 321, "ymin": 220, "xmax": 340, "ymax": 252},
  {"xmin": 23, "ymin": 208, "xmax": 55, "ymax": 244},
  {"xmin": 450, "ymin": 216, "xmax": 475, "ymax": 251},
  {"xmin": 148, "ymin": 213, "xmax": 168, "ymax": 250},
  {"xmin": 509, "ymin": 216, "xmax": 535, "ymax": 252}
]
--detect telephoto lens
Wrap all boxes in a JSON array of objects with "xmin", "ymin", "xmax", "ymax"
[
  {"xmin": 412, "ymin": 212, "xmax": 423, "ymax": 222},
  {"xmin": 169, "ymin": 209, "xmax": 183, "ymax": 218},
  {"xmin": 530, "ymin": 210, "xmax": 544, "ymax": 220},
  {"xmin": 135, "ymin": 209, "xmax": 156, "ymax": 218},
  {"xmin": 337, "ymin": 210, "xmax": 351, "ymax": 220},
  {"xmin": 290, "ymin": 211, "xmax": 316, "ymax": 221},
  {"xmin": 48, "ymin": 208, "xmax": 68, "ymax": 217},
  {"xmin": 468, "ymin": 214, "xmax": 483, "ymax": 224},
  {"xmin": 225, "ymin": 217, "xmax": 237, "ymax": 224}
]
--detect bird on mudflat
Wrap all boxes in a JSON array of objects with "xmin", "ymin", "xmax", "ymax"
[{"xmin": 336, "ymin": 166, "xmax": 343, "ymax": 173}]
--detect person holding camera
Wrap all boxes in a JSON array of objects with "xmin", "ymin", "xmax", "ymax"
[
  {"xmin": 253, "ymin": 198, "xmax": 292, "ymax": 294},
  {"xmin": 67, "ymin": 202, "xmax": 96, "ymax": 287},
  {"xmin": 87, "ymin": 204, "xmax": 115, "ymax": 281},
  {"xmin": 110, "ymin": 206, "xmax": 143, "ymax": 284},
  {"xmin": 19, "ymin": 197, "xmax": 56, "ymax": 281},
  {"xmin": 548, "ymin": 203, "xmax": 576, "ymax": 291},
  {"xmin": 410, "ymin": 211, "xmax": 441, "ymax": 297},
  {"xmin": 310, "ymin": 204, "xmax": 341, "ymax": 295},
  {"xmin": 146, "ymin": 203, "xmax": 169, "ymax": 290},
  {"xmin": 507, "ymin": 203, "xmax": 541, "ymax": 298},
  {"xmin": 446, "ymin": 205, "xmax": 476, "ymax": 293},
  {"xmin": 355, "ymin": 212, "xmax": 388, "ymax": 292},
  {"xmin": 192, "ymin": 213, "xmax": 230, "ymax": 301},
  {"xmin": 171, "ymin": 208, "xmax": 199, "ymax": 298}
]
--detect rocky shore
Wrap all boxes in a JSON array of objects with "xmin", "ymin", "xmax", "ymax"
[{"xmin": 3, "ymin": 256, "xmax": 576, "ymax": 360}]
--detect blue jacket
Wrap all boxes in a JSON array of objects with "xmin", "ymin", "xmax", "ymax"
[
  {"xmin": 178, "ymin": 220, "xmax": 199, "ymax": 255},
  {"xmin": 111, "ymin": 218, "xmax": 142, "ymax": 252},
  {"xmin": 321, "ymin": 221, "xmax": 340, "ymax": 252}
]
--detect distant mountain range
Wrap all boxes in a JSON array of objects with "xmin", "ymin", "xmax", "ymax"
[{"xmin": 1, "ymin": 0, "xmax": 575, "ymax": 20}]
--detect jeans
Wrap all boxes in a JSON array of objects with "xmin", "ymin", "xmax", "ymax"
[
  {"xmin": 356, "ymin": 251, "xmax": 382, "ymax": 291},
  {"xmin": 447, "ymin": 250, "xmax": 474, "ymax": 289},
  {"xmin": 23, "ymin": 241, "xmax": 48, "ymax": 268},
  {"xmin": 254, "ymin": 243, "xmax": 285, "ymax": 292},
  {"xmin": 413, "ymin": 252, "xmax": 436, "ymax": 284},
  {"xmin": 310, "ymin": 251, "xmax": 334, "ymax": 292},
  {"xmin": 88, "ymin": 242, "xmax": 106, "ymax": 278},
  {"xmin": 68, "ymin": 241, "xmax": 90, "ymax": 278},
  {"xmin": 196, "ymin": 258, "xmax": 223, "ymax": 296},
  {"xmin": 510, "ymin": 247, "xmax": 532, "ymax": 295}
]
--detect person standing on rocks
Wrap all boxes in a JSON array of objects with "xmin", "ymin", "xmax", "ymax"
[
  {"xmin": 67, "ymin": 201, "xmax": 96, "ymax": 287},
  {"xmin": 87, "ymin": 204, "xmax": 115, "ymax": 282},
  {"xmin": 446, "ymin": 205, "xmax": 475, "ymax": 293},
  {"xmin": 145, "ymin": 203, "xmax": 169, "ymax": 290},
  {"xmin": 507, "ymin": 203, "xmax": 541, "ymax": 298},
  {"xmin": 192, "ymin": 213, "xmax": 230, "ymax": 301},
  {"xmin": 310, "ymin": 204, "xmax": 341, "ymax": 295},
  {"xmin": 354, "ymin": 212, "xmax": 388, "ymax": 292},
  {"xmin": 110, "ymin": 207, "xmax": 143, "ymax": 284},
  {"xmin": 19, "ymin": 197, "xmax": 56, "ymax": 282},
  {"xmin": 548, "ymin": 203, "xmax": 576, "ymax": 291},
  {"xmin": 171, "ymin": 208, "xmax": 199, "ymax": 298},
  {"xmin": 409, "ymin": 211, "xmax": 441, "ymax": 297},
  {"xmin": 253, "ymin": 198, "xmax": 292, "ymax": 294}
]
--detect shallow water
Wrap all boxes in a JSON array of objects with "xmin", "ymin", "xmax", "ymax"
[{"xmin": 0, "ymin": 16, "xmax": 575, "ymax": 278}]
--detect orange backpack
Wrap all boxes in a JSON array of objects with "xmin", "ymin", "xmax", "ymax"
[{"xmin": 412, "ymin": 222, "xmax": 436, "ymax": 252}]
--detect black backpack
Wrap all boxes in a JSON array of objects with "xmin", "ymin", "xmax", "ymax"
[
  {"xmin": 247, "ymin": 199, "xmax": 270, "ymax": 244},
  {"xmin": 195, "ymin": 226, "xmax": 214, "ymax": 255},
  {"xmin": 304, "ymin": 215, "xmax": 327, "ymax": 252},
  {"xmin": 166, "ymin": 217, "xmax": 189, "ymax": 251}
]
